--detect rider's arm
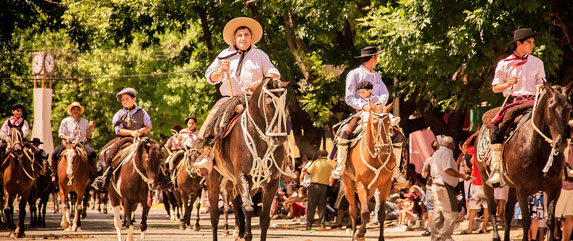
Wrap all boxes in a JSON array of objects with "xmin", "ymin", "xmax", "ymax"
[
  {"xmin": 0, "ymin": 120, "xmax": 9, "ymax": 141},
  {"xmin": 22, "ymin": 120, "xmax": 30, "ymax": 138},
  {"xmin": 261, "ymin": 51, "xmax": 280, "ymax": 79},
  {"xmin": 492, "ymin": 83, "xmax": 512, "ymax": 93},
  {"xmin": 206, "ymin": 56, "xmax": 224, "ymax": 84},
  {"xmin": 57, "ymin": 119, "xmax": 72, "ymax": 141},
  {"xmin": 345, "ymin": 72, "xmax": 368, "ymax": 111},
  {"xmin": 373, "ymin": 76, "xmax": 389, "ymax": 106}
]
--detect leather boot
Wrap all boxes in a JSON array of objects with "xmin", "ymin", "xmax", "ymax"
[
  {"xmin": 92, "ymin": 166, "xmax": 112, "ymax": 192},
  {"xmin": 193, "ymin": 156, "xmax": 210, "ymax": 169},
  {"xmin": 392, "ymin": 143, "xmax": 407, "ymax": 185},
  {"xmin": 331, "ymin": 139, "xmax": 349, "ymax": 179},
  {"xmin": 486, "ymin": 144, "xmax": 504, "ymax": 186}
]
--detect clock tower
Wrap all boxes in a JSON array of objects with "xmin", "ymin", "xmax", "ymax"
[{"xmin": 31, "ymin": 52, "xmax": 55, "ymax": 155}]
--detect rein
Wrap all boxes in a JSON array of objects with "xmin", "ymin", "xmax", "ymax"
[
  {"xmin": 358, "ymin": 111, "xmax": 394, "ymax": 189},
  {"xmin": 530, "ymin": 85, "xmax": 560, "ymax": 175},
  {"xmin": 7, "ymin": 129, "xmax": 36, "ymax": 181},
  {"xmin": 237, "ymin": 78, "xmax": 294, "ymax": 189}
]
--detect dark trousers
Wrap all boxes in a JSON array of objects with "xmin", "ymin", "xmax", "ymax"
[
  {"xmin": 307, "ymin": 183, "xmax": 329, "ymax": 227},
  {"xmin": 51, "ymin": 143, "xmax": 96, "ymax": 171}
]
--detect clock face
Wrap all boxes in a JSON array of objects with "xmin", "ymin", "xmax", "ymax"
[
  {"xmin": 32, "ymin": 53, "xmax": 44, "ymax": 74},
  {"xmin": 44, "ymin": 53, "xmax": 56, "ymax": 74}
]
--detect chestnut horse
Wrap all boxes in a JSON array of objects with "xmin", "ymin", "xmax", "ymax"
[
  {"xmin": 1, "ymin": 128, "xmax": 38, "ymax": 238},
  {"xmin": 173, "ymin": 148, "xmax": 203, "ymax": 231},
  {"xmin": 205, "ymin": 77, "xmax": 290, "ymax": 241},
  {"xmin": 475, "ymin": 83, "xmax": 572, "ymax": 241},
  {"xmin": 57, "ymin": 141, "xmax": 91, "ymax": 231},
  {"xmin": 107, "ymin": 137, "xmax": 163, "ymax": 241},
  {"xmin": 342, "ymin": 102, "xmax": 395, "ymax": 241}
]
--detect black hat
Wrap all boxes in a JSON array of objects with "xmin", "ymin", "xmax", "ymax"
[
  {"xmin": 32, "ymin": 138, "xmax": 43, "ymax": 144},
  {"xmin": 11, "ymin": 103, "xmax": 25, "ymax": 113},
  {"xmin": 185, "ymin": 115, "xmax": 197, "ymax": 125},
  {"xmin": 171, "ymin": 125, "xmax": 183, "ymax": 132},
  {"xmin": 507, "ymin": 28, "xmax": 539, "ymax": 45},
  {"xmin": 354, "ymin": 46, "xmax": 382, "ymax": 58}
]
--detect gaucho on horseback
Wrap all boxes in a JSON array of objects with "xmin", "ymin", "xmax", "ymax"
[
  {"xmin": 331, "ymin": 46, "xmax": 404, "ymax": 183},
  {"xmin": 0, "ymin": 103, "xmax": 31, "ymax": 158},
  {"xmin": 50, "ymin": 102, "xmax": 96, "ymax": 182},
  {"xmin": 192, "ymin": 17, "xmax": 295, "ymax": 177},
  {"xmin": 92, "ymin": 88, "xmax": 152, "ymax": 192},
  {"xmin": 486, "ymin": 28, "xmax": 546, "ymax": 187}
]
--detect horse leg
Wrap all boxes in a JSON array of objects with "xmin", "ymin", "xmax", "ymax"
[
  {"xmin": 223, "ymin": 195, "xmax": 230, "ymax": 236},
  {"xmin": 4, "ymin": 193, "xmax": 16, "ymax": 238},
  {"xmin": 354, "ymin": 183, "xmax": 369, "ymax": 241},
  {"xmin": 180, "ymin": 192, "xmax": 190, "ymax": 230},
  {"xmin": 124, "ymin": 202, "xmax": 135, "ymax": 241},
  {"xmin": 81, "ymin": 189, "xmax": 89, "ymax": 219},
  {"xmin": 503, "ymin": 188, "xmax": 518, "ymax": 241},
  {"xmin": 343, "ymin": 178, "xmax": 358, "ymax": 238},
  {"xmin": 140, "ymin": 200, "xmax": 151, "ymax": 241},
  {"xmin": 162, "ymin": 191, "xmax": 171, "ymax": 218},
  {"xmin": 482, "ymin": 181, "xmax": 501, "ymax": 241},
  {"xmin": 40, "ymin": 195, "xmax": 48, "ymax": 227},
  {"xmin": 377, "ymin": 196, "xmax": 387, "ymax": 241},
  {"xmin": 545, "ymin": 188, "xmax": 561, "ymax": 241},
  {"xmin": 206, "ymin": 177, "xmax": 221, "ymax": 241},
  {"xmin": 260, "ymin": 178, "xmax": 279, "ymax": 241},
  {"xmin": 59, "ymin": 189, "xmax": 70, "ymax": 229},
  {"xmin": 191, "ymin": 191, "xmax": 201, "ymax": 231},
  {"xmin": 73, "ymin": 189, "xmax": 86, "ymax": 231},
  {"xmin": 232, "ymin": 195, "xmax": 246, "ymax": 238},
  {"xmin": 238, "ymin": 175, "xmax": 254, "ymax": 241},
  {"xmin": 16, "ymin": 193, "xmax": 29, "ymax": 238},
  {"xmin": 516, "ymin": 189, "xmax": 531, "ymax": 241},
  {"xmin": 112, "ymin": 204, "xmax": 122, "ymax": 241},
  {"xmin": 28, "ymin": 195, "xmax": 37, "ymax": 228}
]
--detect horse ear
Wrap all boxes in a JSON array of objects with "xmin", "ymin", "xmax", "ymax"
[
  {"xmin": 565, "ymin": 81, "xmax": 573, "ymax": 94},
  {"xmin": 382, "ymin": 102, "xmax": 394, "ymax": 114},
  {"xmin": 279, "ymin": 81, "xmax": 290, "ymax": 88}
]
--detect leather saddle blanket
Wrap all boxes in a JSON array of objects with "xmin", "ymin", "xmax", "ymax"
[{"xmin": 482, "ymin": 102, "xmax": 534, "ymax": 132}]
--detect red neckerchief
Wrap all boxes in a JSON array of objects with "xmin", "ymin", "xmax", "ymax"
[
  {"xmin": 12, "ymin": 117, "xmax": 20, "ymax": 126},
  {"xmin": 504, "ymin": 52, "xmax": 528, "ymax": 68}
]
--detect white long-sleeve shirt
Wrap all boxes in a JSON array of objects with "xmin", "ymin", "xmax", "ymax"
[
  {"xmin": 492, "ymin": 53, "xmax": 546, "ymax": 97},
  {"xmin": 0, "ymin": 117, "xmax": 29, "ymax": 141},
  {"xmin": 205, "ymin": 45, "xmax": 280, "ymax": 97},
  {"xmin": 345, "ymin": 65, "xmax": 389, "ymax": 110}
]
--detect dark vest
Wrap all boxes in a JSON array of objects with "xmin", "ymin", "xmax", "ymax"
[
  {"xmin": 7, "ymin": 119, "xmax": 24, "ymax": 132},
  {"xmin": 119, "ymin": 108, "xmax": 146, "ymax": 131}
]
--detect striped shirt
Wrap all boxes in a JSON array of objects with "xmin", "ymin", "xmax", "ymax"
[
  {"xmin": 205, "ymin": 45, "xmax": 280, "ymax": 96},
  {"xmin": 345, "ymin": 65, "xmax": 389, "ymax": 110},
  {"xmin": 492, "ymin": 54, "xmax": 546, "ymax": 97}
]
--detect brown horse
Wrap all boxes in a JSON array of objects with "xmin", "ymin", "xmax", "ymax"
[
  {"xmin": 173, "ymin": 148, "xmax": 204, "ymax": 231},
  {"xmin": 342, "ymin": 102, "xmax": 395, "ymax": 241},
  {"xmin": 475, "ymin": 82, "xmax": 573, "ymax": 241},
  {"xmin": 57, "ymin": 141, "xmax": 91, "ymax": 231},
  {"xmin": 1, "ymin": 128, "xmax": 38, "ymax": 238},
  {"xmin": 28, "ymin": 160, "xmax": 54, "ymax": 228},
  {"xmin": 107, "ymin": 137, "xmax": 163, "ymax": 241},
  {"xmin": 205, "ymin": 77, "xmax": 290, "ymax": 241}
]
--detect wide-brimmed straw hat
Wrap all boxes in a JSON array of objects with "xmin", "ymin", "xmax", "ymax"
[
  {"xmin": 223, "ymin": 17, "xmax": 263, "ymax": 46},
  {"xmin": 66, "ymin": 101, "xmax": 85, "ymax": 115},
  {"xmin": 507, "ymin": 28, "xmax": 540, "ymax": 45},
  {"xmin": 354, "ymin": 46, "xmax": 383, "ymax": 58},
  {"xmin": 116, "ymin": 88, "xmax": 138, "ymax": 102}
]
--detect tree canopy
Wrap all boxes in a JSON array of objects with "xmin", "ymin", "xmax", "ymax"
[{"xmin": 1, "ymin": 0, "xmax": 572, "ymax": 152}]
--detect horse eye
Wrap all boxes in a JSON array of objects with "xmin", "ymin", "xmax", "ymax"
[{"xmin": 266, "ymin": 97, "xmax": 273, "ymax": 104}]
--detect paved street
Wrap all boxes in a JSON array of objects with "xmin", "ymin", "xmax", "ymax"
[{"xmin": 2, "ymin": 202, "xmax": 525, "ymax": 240}]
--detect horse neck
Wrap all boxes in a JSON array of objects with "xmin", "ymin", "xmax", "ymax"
[
  {"xmin": 528, "ymin": 95, "xmax": 552, "ymax": 151},
  {"xmin": 363, "ymin": 112, "xmax": 390, "ymax": 149},
  {"xmin": 247, "ymin": 90, "xmax": 267, "ymax": 131}
]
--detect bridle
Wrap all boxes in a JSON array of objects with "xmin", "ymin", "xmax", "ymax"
[{"xmin": 359, "ymin": 111, "xmax": 394, "ymax": 189}]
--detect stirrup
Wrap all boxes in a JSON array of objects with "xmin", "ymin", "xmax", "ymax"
[
  {"xmin": 192, "ymin": 157, "xmax": 210, "ymax": 169},
  {"xmin": 331, "ymin": 164, "xmax": 344, "ymax": 179},
  {"xmin": 283, "ymin": 166, "xmax": 297, "ymax": 179}
]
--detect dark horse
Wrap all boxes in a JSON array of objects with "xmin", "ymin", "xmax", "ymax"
[
  {"xmin": 475, "ymin": 82, "xmax": 573, "ymax": 241},
  {"xmin": 205, "ymin": 77, "xmax": 290, "ymax": 241},
  {"xmin": 28, "ymin": 159, "xmax": 54, "ymax": 228},
  {"xmin": 107, "ymin": 137, "xmax": 163, "ymax": 241},
  {"xmin": 57, "ymin": 141, "xmax": 92, "ymax": 231},
  {"xmin": 1, "ymin": 128, "xmax": 38, "ymax": 238},
  {"xmin": 173, "ymin": 148, "xmax": 203, "ymax": 231}
]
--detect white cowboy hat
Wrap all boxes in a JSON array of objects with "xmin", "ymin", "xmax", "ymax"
[
  {"xmin": 67, "ymin": 101, "xmax": 85, "ymax": 115},
  {"xmin": 223, "ymin": 17, "xmax": 263, "ymax": 46},
  {"xmin": 116, "ymin": 87, "xmax": 138, "ymax": 102}
]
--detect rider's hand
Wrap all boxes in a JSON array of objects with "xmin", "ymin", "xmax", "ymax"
[
  {"xmin": 362, "ymin": 105, "xmax": 371, "ymax": 112},
  {"xmin": 508, "ymin": 76, "xmax": 519, "ymax": 85},
  {"xmin": 67, "ymin": 136, "xmax": 74, "ymax": 142},
  {"xmin": 89, "ymin": 121, "xmax": 95, "ymax": 128},
  {"xmin": 219, "ymin": 60, "xmax": 230, "ymax": 74},
  {"xmin": 130, "ymin": 130, "xmax": 140, "ymax": 138}
]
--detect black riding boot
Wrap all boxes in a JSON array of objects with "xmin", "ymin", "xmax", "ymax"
[{"xmin": 92, "ymin": 166, "xmax": 112, "ymax": 192}]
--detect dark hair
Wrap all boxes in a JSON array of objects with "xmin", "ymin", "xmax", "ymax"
[
  {"xmin": 234, "ymin": 26, "xmax": 252, "ymax": 36},
  {"xmin": 431, "ymin": 140, "xmax": 439, "ymax": 151},
  {"xmin": 185, "ymin": 115, "xmax": 197, "ymax": 125},
  {"xmin": 124, "ymin": 93, "xmax": 136, "ymax": 99},
  {"xmin": 171, "ymin": 125, "xmax": 183, "ymax": 132},
  {"xmin": 360, "ymin": 55, "xmax": 375, "ymax": 64},
  {"xmin": 357, "ymin": 81, "xmax": 373, "ymax": 91}
]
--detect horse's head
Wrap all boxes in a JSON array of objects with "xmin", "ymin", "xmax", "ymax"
[
  {"xmin": 140, "ymin": 138, "xmax": 165, "ymax": 190},
  {"xmin": 251, "ymin": 77, "xmax": 290, "ymax": 146},
  {"xmin": 8, "ymin": 128, "xmax": 25, "ymax": 157},
  {"xmin": 539, "ymin": 82, "xmax": 573, "ymax": 151},
  {"xmin": 367, "ymin": 102, "xmax": 393, "ymax": 155}
]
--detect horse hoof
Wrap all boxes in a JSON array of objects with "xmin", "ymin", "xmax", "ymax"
[
  {"xmin": 235, "ymin": 238, "xmax": 246, "ymax": 241},
  {"xmin": 179, "ymin": 224, "xmax": 185, "ymax": 231},
  {"xmin": 103, "ymin": 209, "xmax": 108, "ymax": 214},
  {"xmin": 61, "ymin": 221, "xmax": 69, "ymax": 229},
  {"xmin": 353, "ymin": 235, "xmax": 365, "ymax": 241},
  {"xmin": 76, "ymin": 227, "xmax": 82, "ymax": 232},
  {"xmin": 9, "ymin": 231, "xmax": 16, "ymax": 239},
  {"xmin": 223, "ymin": 231, "xmax": 230, "ymax": 237},
  {"xmin": 16, "ymin": 232, "xmax": 25, "ymax": 238},
  {"xmin": 193, "ymin": 225, "xmax": 200, "ymax": 231},
  {"xmin": 64, "ymin": 227, "xmax": 71, "ymax": 232}
]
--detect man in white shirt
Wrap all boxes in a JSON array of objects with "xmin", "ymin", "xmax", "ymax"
[
  {"xmin": 430, "ymin": 136, "xmax": 471, "ymax": 241},
  {"xmin": 50, "ymin": 102, "xmax": 96, "ymax": 180},
  {"xmin": 193, "ymin": 17, "xmax": 280, "ymax": 171},
  {"xmin": 0, "ymin": 103, "xmax": 30, "ymax": 158},
  {"xmin": 488, "ymin": 28, "xmax": 546, "ymax": 186}
]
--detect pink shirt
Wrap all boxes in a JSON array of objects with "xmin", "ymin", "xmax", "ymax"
[{"xmin": 492, "ymin": 54, "xmax": 546, "ymax": 97}]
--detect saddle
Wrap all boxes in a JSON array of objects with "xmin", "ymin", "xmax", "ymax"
[
  {"xmin": 204, "ymin": 97, "xmax": 246, "ymax": 143},
  {"xmin": 482, "ymin": 102, "xmax": 534, "ymax": 135}
]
